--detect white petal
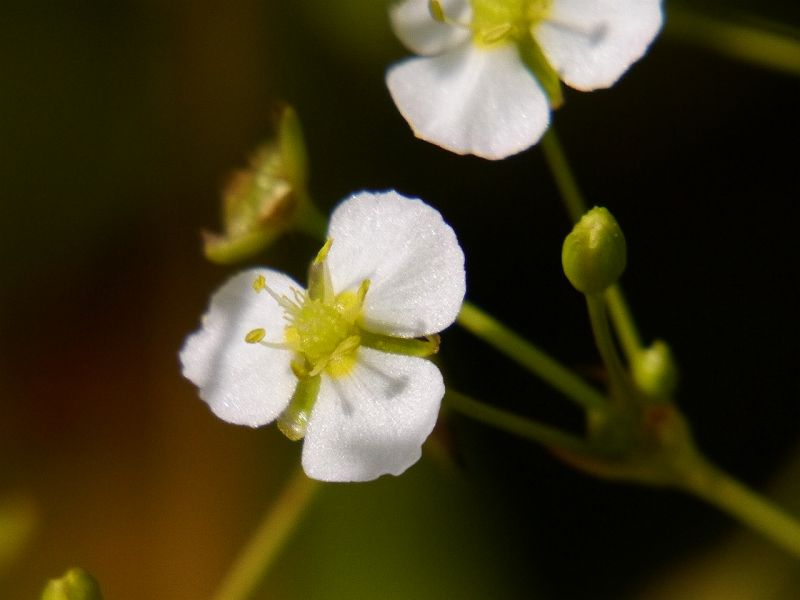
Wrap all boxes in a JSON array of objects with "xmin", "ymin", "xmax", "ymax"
[
  {"xmin": 536, "ymin": 0, "xmax": 663, "ymax": 91},
  {"xmin": 386, "ymin": 42, "xmax": 550, "ymax": 159},
  {"xmin": 389, "ymin": 0, "xmax": 471, "ymax": 56},
  {"xmin": 301, "ymin": 348, "xmax": 443, "ymax": 482},
  {"xmin": 179, "ymin": 269, "xmax": 299, "ymax": 427},
  {"xmin": 326, "ymin": 191, "xmax": 465, "ymax": 338}
]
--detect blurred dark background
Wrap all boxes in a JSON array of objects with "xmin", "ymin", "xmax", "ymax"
[{"xmin": 1, "ymin": 1, "xmax": 799, "ymax": 598}]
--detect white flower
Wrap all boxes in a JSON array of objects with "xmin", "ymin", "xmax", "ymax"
[
  {"xmin": 180, "ymin": 191, "xmax": 466, "ymax": 482},
  {"xmin": 386, "ymin": 0, "xmax": 663, "ymax": 159}
]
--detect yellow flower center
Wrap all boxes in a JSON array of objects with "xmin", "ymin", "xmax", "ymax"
[
  {"xmin": 470, "ymin": 0, "xmax": 552, "ymax": 46},
  {"xmin": 283, "ymin": 285, "xmax": 366, "ymax": 378},
  {"xmin": 246, "ymin": 241, "xmax": 370, "ymax": 380}
]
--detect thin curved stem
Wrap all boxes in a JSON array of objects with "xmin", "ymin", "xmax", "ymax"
[
  {"xmin": 678, "ymin": 458, "xmax": 800, "ymax": 559},
  {"xmin": 585, "ymin": 294, "xmax": 636, "ymax": 407},
  {"xmin": 445, "ymin": 389, "xmax": 595, "ymax": 455},
  {"xmin": 211, "ymin": 467, "xmax": 321, "ymax": 600},
  {"xmin": 457, "ymin": 301, "xmax": 607, "ymax": 412},
  {"xmin": 540, "ymin": 127, "xmax": 644, "ymax": 361},
  {"xmin": 540, "ymin": 129, "xmax": 586, "ymax": 223},
  {"xmin": 666, "ymin": 6, "xmax": 800, "ymax": 76},
  {"xmin": 603, "ymin": 286, "xmax": 643, "ymax": 364}
]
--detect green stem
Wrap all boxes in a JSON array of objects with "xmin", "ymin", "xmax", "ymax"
[
  {"xmin": 666, "ymin": 7, "xmax": 800, "ymax": 77},
  {"xmin": 678, "ymin": 459, "xmax": 800, "ymax": 559},
  {"xmin": 604, "ymin": 286, "xmax": 643, "ymax": 364},
  {"xmin": 445, "ymin": 389, "xmax": 594, "ymax": 454},
  {"xmin": 585, "ymin": 294, "xmax": 635, "ymax": 405},
  {"xmin": 211, "ymin": 467, "xmax": 321, "ymax": 600},
  {"xmin": 540, "ymin": 129, "xmax": 586, "ymax": 223},
  {"xmin": 540, "ymin": 127, "xmax": 644, "ymax": 361},
  {"xmin": 457, "ymin": 301, "xmax": 606, "ymax": 412}
]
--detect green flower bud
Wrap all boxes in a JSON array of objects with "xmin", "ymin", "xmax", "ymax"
[
  {"xmin": 204, "ymin": 104, "xmax": 320, "ymax": 264},
  {"xmin": 40, "ymin": 568, "xmax": 103, "ymax": 600},
  {"xmin": 633, "ymin": 339, "xmax": 679, "ymax": 399},
  {"xmin": 562, "ymin": 206, "xmax": 627, "ymax": 294}
]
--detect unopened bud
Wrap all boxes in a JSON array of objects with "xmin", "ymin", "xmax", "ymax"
[
  {"xmin": 633, "ymin": 339, "xmax": 679, "ymax": 399},
  {"xmin": 562, "ymin": 206, "xmax": 626, "ymax": 294},
  {"xmin": 40, "ymin": 568, "xmax": 103, "ymax": 600}
]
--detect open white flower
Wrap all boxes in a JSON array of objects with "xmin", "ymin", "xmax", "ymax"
[
  {"xmin": 386, "ymin": 0, "xmax": 663, "ymax": 159},
  {"xmin": 180, "ymin": 191, "xmax": 465, "ymax": 482}
]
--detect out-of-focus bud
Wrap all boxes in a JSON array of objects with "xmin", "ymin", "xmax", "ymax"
[
  {"xmin": 633, "ymin": 339, "xmax": 679, "ymax": 399},
  {"xmin": 204, "ymin": 105, "xmax": 323, "ymax": 264},
  {"xmin": 562, "ymin": 206, "xmax": 627, "ymax": 295},
  {"xmin": 40, "ymin": 568, "xmax": 103, "ymax": 600},
  {"xmin": 0, "ymin": 492, "xmax": 37, "ymax": 576}
]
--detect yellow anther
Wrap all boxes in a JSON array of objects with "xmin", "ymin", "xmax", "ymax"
[
  {"xmin": 253, "ymin": 274, "xmax": 266, "ymax": 292},
  {"xmin": 245, "ymin": 328, "xmax": 266, "ymax": 343},
  {"xmin": 428, "ymin": 0, "xmax": 446, "ymax": 23}
]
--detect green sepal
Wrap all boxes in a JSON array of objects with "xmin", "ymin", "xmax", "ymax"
[
  {"xmin": 518, "ymin": 34, "xmax": 563, "ymax": 108},
  {"xmin": 203, "ymin": 103, "xmax": 319, "ymax": 264},
  {"xmin": 277, "ymin": 372, "xmax": 322, "ymax": 441},
  {"xmin": 278, "ymin": 104, "xmax": 309, "ymax": 191},
  {"xmin": 203, "ymin": 228, "xmax": 282, "ymax": 265},
  {"xmin": 360, "ymin": 330, "xmax": 440, "ymax": 357}
]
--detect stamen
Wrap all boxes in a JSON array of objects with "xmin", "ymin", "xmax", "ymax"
[
  {"xmin": 480, "ymin": 23, "xmax": 513, "ymax": 44},
  {"xmin": 291, "ymin": 360, "xmax": 309, "ymax": 379},
  {"xmin": 253, "ymin": 274, "xmax": 302, "ymax": 316},
  {"xmin": 313, "ymin": 238, "xmax": 333, "ymax": 265},
  {"xmin": 428, "ymin": 0, "xmax": 446, "ymax": 23},
  {"xmin": 307, "ymin": 334, "xmax": 361, "ymax": 377},
  {"xmin": 259, "ymin": 339, "xmax": 290, "ymax": 350},
  {"xmin": 245, "ymin": 327, "xmax": 290, "ymax": 349},
  {"xmin": 245, "ymin": 328, "xmax": 266, "ymax": 343},
  {"xmin": 308, "ymin": 238, "xmax": 335, "ymax": 303},
  {"xmin": 356, "ymin": 279, "xmax": 371, "ymax": 305},
  {"xmin": 291, "ymin": 287, "xmax": 306, "ymax": 305},
  {"xmin": 427, "ymin": 0, "xmax": 470, "ymax": 29}
]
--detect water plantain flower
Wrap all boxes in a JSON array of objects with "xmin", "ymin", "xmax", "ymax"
[
  {"xmin": 386, "ymin": 0, "xmax": 663, "ymax": 159},
  {"xmin": 180, "ymin": 191, "xmax": 466, "ymax": 482}
]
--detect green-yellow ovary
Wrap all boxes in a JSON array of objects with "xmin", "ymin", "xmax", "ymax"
[
  {"xmin": 284, "ymin": 288, "xmax": 366, "ymax": 378},
  {"xmin": 470, "ymin": 0, "xmax": 552, "ymax": 46}
]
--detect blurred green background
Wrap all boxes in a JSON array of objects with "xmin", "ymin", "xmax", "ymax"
[{"xmin": 1, "ymin": 1, "xmax": 799, "ymax": 598}]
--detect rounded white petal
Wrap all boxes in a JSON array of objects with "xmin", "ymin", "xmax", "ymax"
[
  {"xmin": 326, "ymin": 191, "xmax": 465, "ymax": 338},
  {"xmin": 389, "ymin": 0, "xmax": 471, "ymax": 56},
  {"xmin": 535, "ymin": 0, "xmax": 663, "ymax": 91},
  {"xmin": 301, "ymin": 348, "xmax": 444, "ymax": 482},
  {"xmin": 386, "ymin": 42, "xmax": 550, "ymax": 159},
  {"xmin": 179, "ymin": 269, "xmax": 299, "ymax": 427}
]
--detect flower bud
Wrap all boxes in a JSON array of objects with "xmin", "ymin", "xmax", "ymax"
[
  {"xmin": 633, "ymin": 339, "xmax": 679, "ymax": 399},
  {"xmin": 203, "ymin": 104, "xmax": 312, "ymax": 264},
  {"xmin": 40, "ymin": 568, "xmax": 103, "ymax": 600},
  {"xmin": 562, "ymin": 206, "xmax": 626, "ymax": 294}
]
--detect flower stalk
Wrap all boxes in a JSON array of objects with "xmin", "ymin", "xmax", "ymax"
[
  {"xmin": 211, "ymin": 468, "xmax": 321, "ymax": 600},
  {"xmin": 540, "ymin": 127, "xmax": 644, "ymax": 361}
]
